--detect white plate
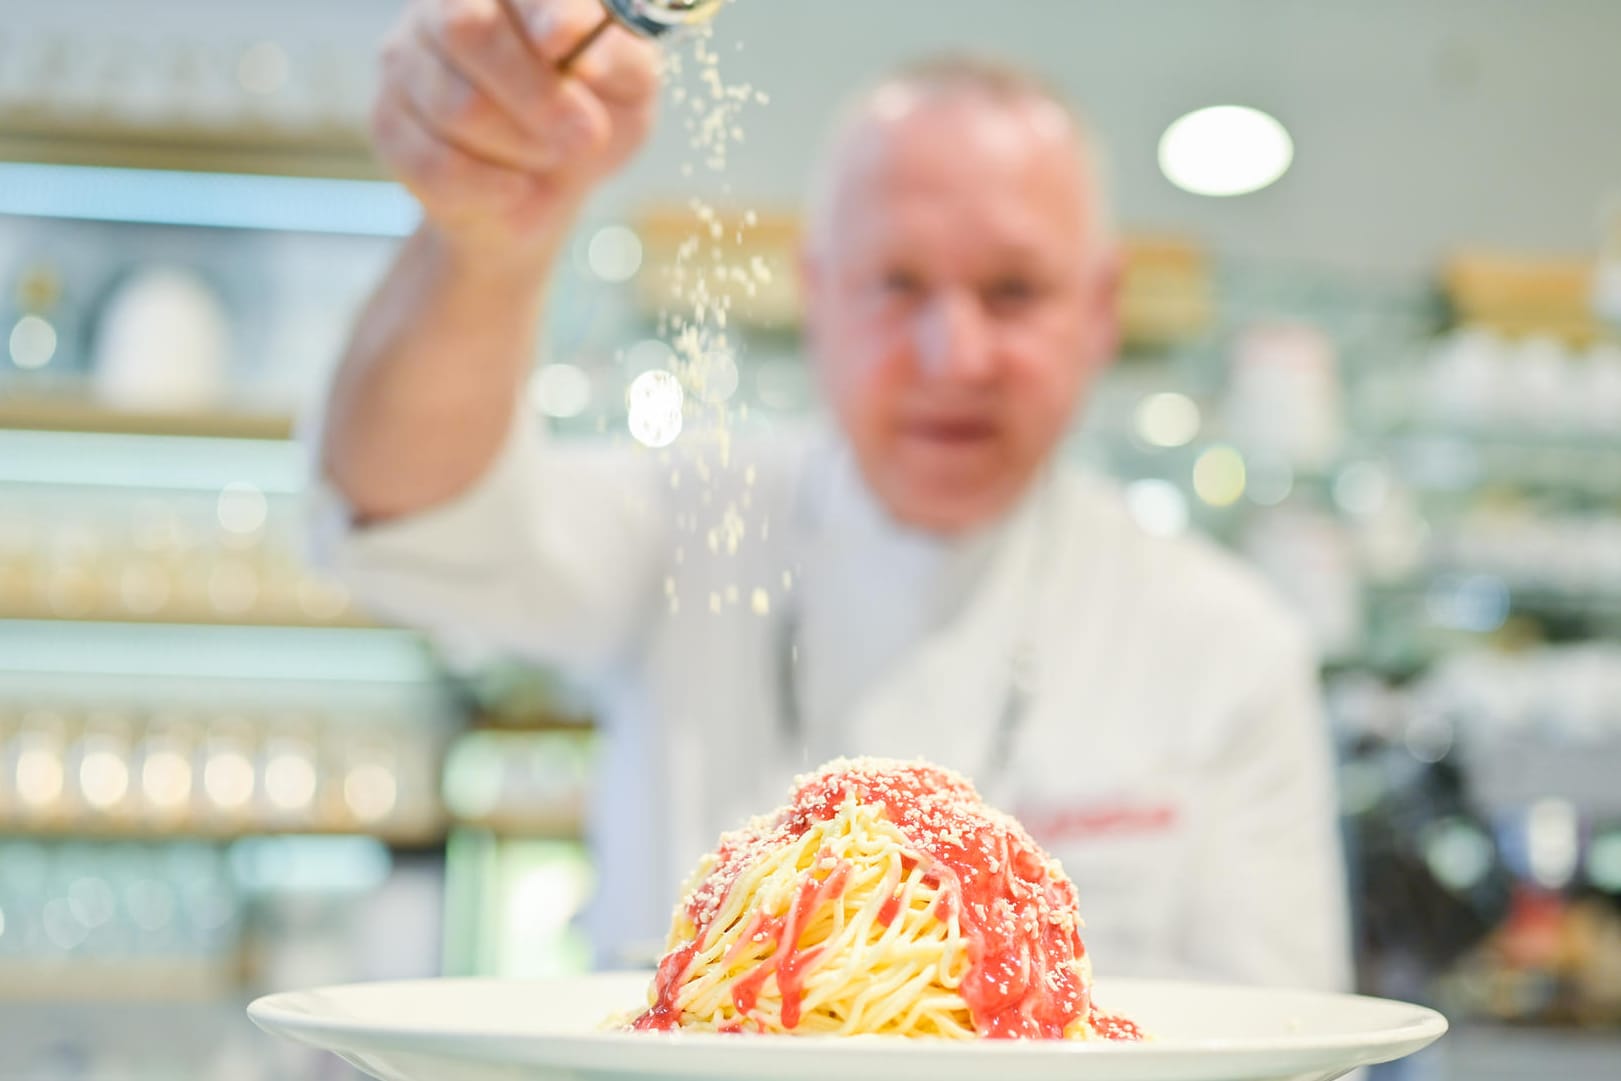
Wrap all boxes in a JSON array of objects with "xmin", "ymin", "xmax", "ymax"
[{"xmin": 248, "ymin": 973, "xmax": 1446, "ymax": 1081}]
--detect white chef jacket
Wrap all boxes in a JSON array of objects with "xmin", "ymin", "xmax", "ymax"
[{"xmin": 309, "ymin": 410, "xmax": 1353, "ymax": 992}]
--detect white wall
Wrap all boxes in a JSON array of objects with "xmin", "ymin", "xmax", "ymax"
[
  {"xmin": 607, "ymin": 0, "xmax": 1621, "ymax": 276},
  {"xmin": 10, "ymin": 0, "xmax": 1621, "ymax": 277}
]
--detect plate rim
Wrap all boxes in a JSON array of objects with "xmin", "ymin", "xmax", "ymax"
[{"xmin": 247, "ymin": 973, "xmax": 1450, "ymax": 1063}]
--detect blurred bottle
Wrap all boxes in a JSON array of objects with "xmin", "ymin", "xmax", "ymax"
[
  {"xmin": 0, "ymin": 505, "xmax": 36, "ymax": 618},
  {"xmin": 1504, "ymin": 336, "xmax": 1573, "ymax": 431},
  {"xmin": 138, "ymin": 717, "xmax": 199, "ymax": 828},
  {"xmin": 1594, "ymin": 191, "xmax": 1621, "ymax": 328},
  {"xmin": 5, "ymin": 32, "xmax": 65, "ymax": 114},
  {"xmin": 38, "ymin": 521, "xmax": 102, "ymax": 619},
  {"xmin": 0, "ymin": 706, "xmax": 15, "ymax": 823},
  {"xmin": 1583, "ymin": 341, "xmax": 1621, "ymax": 435},
  {"xmin": 159, "ymin": 42, "xmax": 233, "ymax": 128},
  {"xmin": 1423, "ymin": 328, "xmax": 1503, "ymax": 430},
  {"xmin": 3, "ymin": 264, "xmax": 79, "ymax": 391},
  {"xmin": 1240, "ymin": 504, "xmax": 1364, "ymax": 663},
  {"xmin": 261, "ymin": 730, "xmax": 321, "ymax": 828},
  {"xmin": 199, "ymin": 723, "xmax": 258, "ymax": 826},
  {"xmin": 110, "ymin": 37, "xmax": 173, "ymax": 127},
  {"xmin": 10, "ymin": 712, "xmax": 69, "ymax": 827},
  {"xmin": 71, "ymin": 712, "xmax": 136, "ymax": 825},
  {"xmin": 340, "ymin": 743, "xmax": 400, "ymax": 830}
]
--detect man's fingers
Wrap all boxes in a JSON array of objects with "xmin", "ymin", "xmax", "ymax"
[
  {"xmin": 386, "ymin": 25, "xmax": 568, "ymax": 173},
  {"xmin": 372, "ymin": 86, "xmax": 535, "ymax": 216}
]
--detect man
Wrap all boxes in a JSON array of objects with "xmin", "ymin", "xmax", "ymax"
[{"xmin": 314, "ymin": 0, "xmax": 1351, "ymax": 990}]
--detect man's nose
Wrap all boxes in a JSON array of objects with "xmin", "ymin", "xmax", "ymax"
[{"xmin": 913, "ymin": 289, "xmax": 994, "ymax": 384}]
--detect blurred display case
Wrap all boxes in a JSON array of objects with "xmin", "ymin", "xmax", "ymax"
[
  {"xmin": 0, "ymin": 416, "xmax": 460, "ymax": 1001},
  {"xmin": 0, "ymin": 8, "xmax": 480, "ymax": 1079},
  {"xmin": 1130, "ymin": 258, "xmax": 1621, "ymax": 1050},
  {"xmin": 0, "ymin": 0, "xmax": 381, "ymax": 179}
]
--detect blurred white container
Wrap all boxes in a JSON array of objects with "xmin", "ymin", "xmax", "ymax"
[
  {"xmin": 1504, "ymin": 335, "xmax": 1574, "ymax": 431},
  {"xmin": 1424, "ymin": 328, "xmax": 1503, "ymax": 429},
  {"xmin": 91, "ymin": 266, "xmax": 232, "ymax": 413},
  {"xmin": 1225, "ymin": 322, "xmax": 1344, "ymax": 471},
  {"xmin": 1582, "ymin": 342, "xmax": 1621, "ymax": 433},
  {"xmin": 1240, "ymin": 505, "xmax": 1363, "ymax": 661}
]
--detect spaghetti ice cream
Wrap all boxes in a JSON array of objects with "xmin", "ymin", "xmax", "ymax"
[{"xmin": 631, "ymin": 758, "xmax": 1143, "ymax": 1040}]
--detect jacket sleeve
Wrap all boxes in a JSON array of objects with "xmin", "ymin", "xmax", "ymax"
[
  {"xmin": 303, "ymin": 408, "xmax": 672, "ymax": 678},
  {"xmin": 1180, "ymin": 635, "xmax": 1355, "ymax": 992}
]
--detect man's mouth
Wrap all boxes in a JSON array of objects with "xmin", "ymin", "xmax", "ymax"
[{"xmin": 901, "ymin": 416, "xmax": 999, "ymax": 445}]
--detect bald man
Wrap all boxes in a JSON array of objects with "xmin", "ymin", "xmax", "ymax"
[{"xmin": 313, "ymin": 0, "xmax": 1352, "ymax": 991}]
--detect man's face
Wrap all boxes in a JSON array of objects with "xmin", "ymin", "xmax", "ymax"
[{"xmin": 802, "ymin": 93, "xmax": 1118, "ymax": 534}]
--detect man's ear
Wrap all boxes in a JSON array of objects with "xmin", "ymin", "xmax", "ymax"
[
  {"xmin": 1087, "ymin": 244, "xmax": 1125, "ymax": 371},
  {"xmin": 797, "ymin": 242, "xmax": 824, "ymax": 347}
]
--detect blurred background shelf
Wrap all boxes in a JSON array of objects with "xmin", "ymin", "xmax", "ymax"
[
  {"xmin": 0, "ymin": 608, "xmax": 379, "ymax": 631},
  {"xmin": 1368, "ymin": 581, "xmax": 1621, "ymax": 626},
  {"xmin": 1385, "ymin": 434, "xmax": 1621, "ymax": 499},
  {"xmin": 0, "ymin": 823, "xmax": 449, "ymax": 847},
  {"xmin": 467, "ymin": 713, "xmax": 595, "ymax": 736},
  {"xmin": 444, "ymin": 817, "xmax": 586, "ymax": 842},
  {"xmin": 0, "ymin": 396, "xmax": 295, "ymax": 441},
  {"xmin": 1436, "ymin": 1025, "xmax": 1621, "ymax": 1081},
  {"xmin": 0, "ymin": 607, "xmax": 378, "ymax": 630},
  {"xmin": 0, "ymin": 959, "xmax": 239, "ymax": 1002},
  {"xmin": 0, "ymin": 115, "xmax": 381, "ymax": 181}
]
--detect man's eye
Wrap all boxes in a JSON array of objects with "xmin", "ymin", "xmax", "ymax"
[
  {"xmin": 985, "ymin": 278, "xmax": 1038, "ymax": 308},
  {"xmin": 881, "ymin": 271, "xmax": 925, "ymax": 297}
]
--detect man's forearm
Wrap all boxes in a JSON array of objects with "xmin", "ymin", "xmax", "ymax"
[{"xmin": 322, "ymin": 223, "xmax": 565, "ymax": 523}]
